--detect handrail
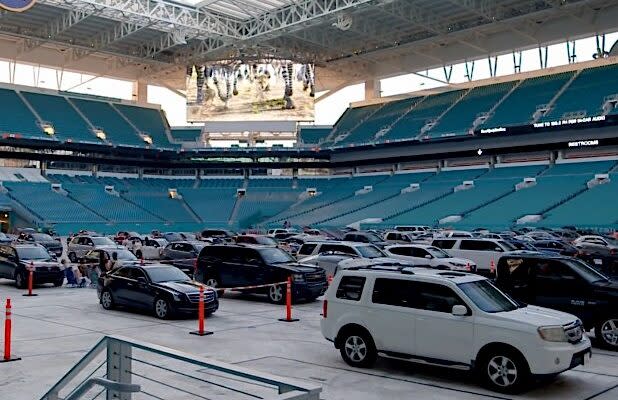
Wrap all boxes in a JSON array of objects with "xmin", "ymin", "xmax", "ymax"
[{"xmin": 41, "ymin": 335, "xmax": 321, "ymax": 400}]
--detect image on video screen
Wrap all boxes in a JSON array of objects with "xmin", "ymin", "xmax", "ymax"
[{"xmin": 186, "ymin": 61, "xmax": 315, "ymax": 122}]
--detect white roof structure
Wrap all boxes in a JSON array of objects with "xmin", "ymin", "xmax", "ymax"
[{"xmin": 0, "ymin": 0, "xmax": 616, "ymax": 91}]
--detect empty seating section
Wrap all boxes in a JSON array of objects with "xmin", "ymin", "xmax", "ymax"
[
  {"xmin": 428, "ymin": 83, "xmax": 515, "ymax": 138},
  {"xmin": 381, "ymin": 91, "xmax": 463, "ymax": 142},
  {"xmin": 481, "ymin": 73, "xmax": 574, "ymax": 128},
  {"xmin": 328, "ymin": 105, "xmax": 381, "ymax": 145},
  {"xmin": 115, "ymin": 105, "xmax": 179, "ymax": 149},
  {"xmin": 298, "ymin": 127, "xmax": 332, "ymax": 145},
  {"xmin": 4, "ymin": 182, "xmax": 105, "ymax": 223},
  {"xmin": 21, "ymin": 92, "xmax": 98, "ymax": 143},
  {"xmin": 235, "ymin": 188, "xmax": 301, "ymax": 225},
  {"xmin": 248, "ymin": 178, "xmax": 293, "ymax": 188},
  {"xmin": 171, "ymin": 128, "xmax": 202, "ymax": 142},
  {"xmin": 541, "ymin": 64, "xmax": 618, "ymax": 121},
  {"xmin": 65, "ymin": 184, "xmax": 160, "ymax": 223},
  {"xmin": 71, "ymin": 98, "xmax": 145, "ymax": 147},
  {"xmin": 337, "ymin": 98, "xmax": 418, "ymax": 145},
  {"xmin": 0, "ymin": 89, "xmax": 44, "ymax": 139},
  {"xmin": 123, "ymin": 190, "xmax": 196, "ymax": 223},
  {"xmin": 542, "ymin": 174, "xmax": 618, "ymax": 227},
  {"xmin": 199, "ymin": 178, "xmax": 242, "ymax": 188},
  {"xmin": 180, "ymin": 188, "xmax": 237, "ymax": 225}
]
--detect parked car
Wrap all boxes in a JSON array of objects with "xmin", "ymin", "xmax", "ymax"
[
  {"xmin": 160, "ymin": 241, "xmax": 207, "ymax": 276},
  {"xmin": 385, "ymin": 244, "xmax": 476, "ymax": 272},
  {"xmin": 297, "ymin": 253, "xmax": 358, "ymax": 277},
  {"xmin": 383, "ymin": 231, "xmax": 416, "ymax": 244},
  {"xmin": 195, "ymin": 245, "xmax": 327, "ymax": 303},
  {"xmin": 113, "ymin": 231, "xmax": 139, "ymax": 245},
  {"xmin": 97, "ymin": 264, "xmax": 218, "ymax": 319},
  {"xmin": 441, "ymin": 230, "xmax": 474, "ymax": 238},
  {"xmin": 394, "ymin": 225, "xmax": 431, "ymax": 233},
  {"xmin": 342, "ymin": 232, "xmax": 389, "ymax": 248},
  {"xmin": 431, "ymin": 238, "xmax": 516, "ymax": 274},
  {"xmin": 0, "ymin": 232, "xmax": 13, "ymax": 244},
  {"xmin": 18, "ymin": 232, "xmax": 63, "ymax": 257},
  {"xmin": 0, "ymin": 243, "xmax": 63, "ymax": 288},
  {"xmin": 234, "ymin": 234, "xmax": 278, "ymax": 247},
  {"xmin": 573, "ymin": 235, "xmax": 618, "ymax": 256},
  {"xmin": 67, "ymin": 235, "xmax": 124, "ymax": 263},
  {"xmin": 81, "ymin": 247, "xmax": 139, "ymax": 268},
  {"xmin": 200, "ymin": 229, "xmax": 235, "ymax": 243},
  {"xmin": 495, "ymin": 252, "xmax": 618, "ymax": 350},
  {"xmin": 267, "ymin": 228, "xmax": 296, "ymax": 237},
  {"xmin": 321, "ymin": 266, "xmax": 591, "ymax": 393},
  {"xmin": 124, "ymin": 236, "xmax": 168, "ymax": 259},
  {"xmin": 297, "ymin": 241, "xmax": 388, "ymax": 260},
  {"xmin": 531, "ymin": 240, "xmax": 579, "ymax": 257}
]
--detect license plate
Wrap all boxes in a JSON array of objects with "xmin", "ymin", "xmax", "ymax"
[{"xmin": 594, "ymin": 259, "xmax": 602, "ymax": 265}]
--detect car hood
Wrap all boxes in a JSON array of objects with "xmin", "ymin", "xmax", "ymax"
[
  {"xmin": 271, "ymin": 262, "xmax": 322, "ymax": 273},
  {"xmin": 152, "ymin": 280, "xmax": 212, "ymax": 294},
  {"xmin": 21, "ymin": 260, "xmax": 61, "ymax": 269},
  {"xmin": 494, "ymin": 305, "xmax": 577, "ymax": 327}
]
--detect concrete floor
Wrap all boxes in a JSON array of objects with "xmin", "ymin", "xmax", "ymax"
[{"xmin": 1, "ymin": 280, "xmax": 617, "ymax": 400}]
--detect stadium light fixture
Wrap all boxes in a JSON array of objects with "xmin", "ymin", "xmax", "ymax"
[{"xmin": 142, "ymin": 134, "xmax": 153, "ymax": 145}]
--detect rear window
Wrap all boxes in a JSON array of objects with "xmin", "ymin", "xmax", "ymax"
[
  {"xmin": 298, "ymin": 243, "xmax": 317, "ymax": 256},
  {"xmin": 432, "ymin": 239, "xmax": 456, "ymax": 249},
  {"xmin": 336, "ymin": 276, "xmax": 366, "ymax": 301}
]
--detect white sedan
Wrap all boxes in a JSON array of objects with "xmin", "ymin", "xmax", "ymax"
[
  {"xmin": 385, "ymin": 244, "xmax": 477, "ymax": 272},
  {"xmin": 125, "ymin": 236, "xmax": 168, "ymax": 260}
]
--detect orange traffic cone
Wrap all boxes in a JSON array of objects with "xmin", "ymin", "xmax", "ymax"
[{"xmin": 490, "ymin": 258, "xmax": 496, "ymax": 275}]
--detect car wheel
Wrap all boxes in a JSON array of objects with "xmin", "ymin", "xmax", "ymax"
[
  {"xmin": 339, "ymin": 330, "xmax": 377, "ymax": 368},
  {"xmin": 154, "ymin": 297, "xmax": 171, "ymax": 319},
  {"xmin": 204, "ymin": 277, "xmax": 224, "ymax": 296},
  {"xmin": 15, "ymin": 271, "xmax": 27, "ymax": 289},
  {"xmin": 595, "ymin": 317, "xmax": 618, "ymax": 350},
  {"xmin": 268, "ymin": 283, "xmax": 285, "ymax": 304},
  {"xmin": 100, "ymin": 289, "xmax": 115, "ymax": 310},
  {"xmin": 53, "ymin": 278, "xmax": 64, "ymax": 287},
  {"xmin": 68, "ymin": 252, "xmax": 77, "ymax": 263},
  {"xmin": 479, "ymin": 349, "xmax": 529, "ymax": 393}
]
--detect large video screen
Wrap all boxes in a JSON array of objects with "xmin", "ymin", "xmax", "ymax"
[{"xmin": 186, "ymin": 61, "xmax": 315, "ymax": 122}]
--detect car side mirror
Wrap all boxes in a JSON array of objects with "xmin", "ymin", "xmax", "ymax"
[
  {"xmin": 424, "ymin": 255, "xmax": 432, "ymax": 259},
  {"xmin": 452, "ymin": 305, "xmax": 468, "ymax": 316}
]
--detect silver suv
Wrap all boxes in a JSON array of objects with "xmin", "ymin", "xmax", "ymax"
[{"xmin": 67, "ymin": 235, "xmax": 124, "ymax": 262}]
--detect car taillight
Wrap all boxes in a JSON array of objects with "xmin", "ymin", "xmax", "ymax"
[{"xmin": 322, "ymin": 299, "xmax": 328, "ymax": 318}]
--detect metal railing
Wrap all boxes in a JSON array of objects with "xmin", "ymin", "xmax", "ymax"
[{"xmin": 41, "ymin": 335, "xmax": 321, "ymax": 400}]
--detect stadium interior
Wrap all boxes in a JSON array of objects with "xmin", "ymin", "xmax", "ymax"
[{"xmin": 2, "ymin": 0, "xmax": 618, "ymax": 399}]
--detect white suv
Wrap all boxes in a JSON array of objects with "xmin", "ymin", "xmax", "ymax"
[{"xmin": 321, "ymin": 267, "xmax": 591, "ymax": 393}]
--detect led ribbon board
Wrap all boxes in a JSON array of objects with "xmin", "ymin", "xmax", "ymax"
[{"xmin": 0, "ymin": 0, "xmax": 36, "ymax": 12}]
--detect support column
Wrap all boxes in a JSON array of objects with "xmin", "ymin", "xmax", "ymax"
[
  {"xmin": 132, "ymin": 80, "xmax": 148, "ymax": 104},
  {"xmin": 40, "ymin": 161, "xmax": 47, "ymax": 177},
  {"xmin": 364, "ymin": 79, "xmax": 381, "ymax": 100},
  {"xmin": 92, "ymin": 164, "xmax": 98, "ymax": 178},
  {"xmin": 138, "ymin": 168, "xmax": 144, "ymax": 179}
]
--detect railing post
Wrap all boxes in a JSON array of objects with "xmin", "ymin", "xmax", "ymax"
[{"xmin": 107, "ymin": 339, "xmax": 133, "ymax": 400}]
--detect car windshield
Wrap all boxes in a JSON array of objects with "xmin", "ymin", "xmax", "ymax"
[
  {"xmin": 146, "ymin": 267, "xmax": 190, "ymax": 283},
  {"xmin": 255, "ymin": 236, "xmax": 277, "ymax": 245},
  {"xmin": 426, "ymin": 247, "xmax": 450, "ymax": 259},
  {"xmin": 259, "ymin": 248, "xmax": 295, "ymax": 264},
  {"xmin": 565, "ymin": 259, "xmax": 610, "ymax": 283},
  {"xmin": 16, "ymin": 246, "xmax": 52, "ymax": 260},
  {"xmin": 362, "ymin": 233, "xmax": 383, "ymax": 242},
  {"xmin": 31, "ymin": 233, "xmax": 54, "ymax": 241},
  {"xmin": 115, "ymin": 250, "xmax": 138, "ymax": 261},
  {"xmin": 357, "ymin": 245, "xmax": 386, "ymax": 258},
  {"xmin": 92, "ymin": 237, "xmax": 115, "ymax": 246},
  {"xmin": 458, "ymin": 280, "xmax": 519, "ymax": 313}
]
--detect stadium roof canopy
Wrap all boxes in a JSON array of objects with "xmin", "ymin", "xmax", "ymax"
[{"xmin": 0, "ymin": 0, "xmax": 616, "ymax": 92}]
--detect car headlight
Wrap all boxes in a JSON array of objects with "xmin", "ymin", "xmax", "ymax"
[
  {"xmin": 171, "ymin": 293, "xmax": 183, "ymax": 301},
  {"xmin": 449, "ymin": 262, "xmax": 466, "ymax": 267},
  {"xmin": 538, "ymin": 326, "xmax": 568, "ymax": 342},
  {"xmin": 292, "ymin": 273, "xmax": 305, "ymax": 283}
]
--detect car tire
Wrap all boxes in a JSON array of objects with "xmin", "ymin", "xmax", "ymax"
[
  {"xmin": 478, "ymin": 347, "xmax": 530, "ymax": 393},
  {"xmin": 53, "ymin": 278, "xmax": 64, "ymax": 287},
  {"xmin": 268, "ymin": 283, "xmax": 285, "ymax": 304},
  {"xmin": 204, "ymin": 276, "xmax": 224, "ymax": 296},
  {"xmin": 100, "ymin": 289, "xmax": 115, "ymax": 310},
  {"xmin": 15, "ymin": 271, "xmax": 27, "ymax": 289},
  {"xmin": 595, "ymin": 317, "xmax": 618, "ymax": 350},
  {"xmin": 68, "ymin": 252, "xmax": 77, "ymax": 263},
  {"xmin": 154, "ymin": 297, "xmax": 172, "ymax": 319},
  {"xmin": 339, "ymin": 329, "xmax": 377, "ymax": 368}
]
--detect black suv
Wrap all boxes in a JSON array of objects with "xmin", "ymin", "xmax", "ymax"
[
  {"xmin": 495, "ymin": 252, "xmax": 618, "ymax": 350},
  {"xmin": 18, "ymin": 232, "xmax": 63, "ymax": 257},
  {"xmin": 0, "ymin": 243, "xmax": 64, "ymax": 288},
  {"xmin": 195, "ymin": 244, "xmax": 327, "ymax": 303}
]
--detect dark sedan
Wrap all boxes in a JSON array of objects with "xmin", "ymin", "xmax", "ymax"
[
  {"xmin": 18, "ymin": 232, "xmax": 63, "ymax": 257},
  {"xmin": 0, "ymin": 243, "xmax": 63, "ymax": 288},
  {"xmin": 97, "ymin": 264, "xmax": 218, "ymax": 319},
  {"xmin": 160, "ymin": 241, "xmax": 206, "ymax": 276}
]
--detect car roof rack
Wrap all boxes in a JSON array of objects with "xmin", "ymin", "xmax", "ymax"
[{"xmin": 346, "ymin": 264, "xmax": 415, "ymax": 274}]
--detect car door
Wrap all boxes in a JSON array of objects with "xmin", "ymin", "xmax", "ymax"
[
  {"xmin": 126, "ymin": 268, "xmax": 154, "ymax": 309},
  {"xmin": 531, "ymin": 259, "xmax": 587, "ymax": 317},
  {"xmin": 413, "ymin": 281, "xmax": 474, "ymax": 365},
  {"xmin": 0, "ymin": 245, "xmax": 11, "ymax": 278},
  {"xmin": 107, "ymin": 267, "xmax": 133, "ymax": 305},
  {"xmin": 241, "ymin": 248, "xmax": 267, "ymax": 286},
  {"xmin": 367, "ymin": 277, "xmax": 417, "ymax": 356},
  {"xmin": 218, "ymin": 247, "xmax": 246, "ymax": 287},
  {"xmin": 496, "ymin": 257, "xmax": 533, "ymax": 304}
]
